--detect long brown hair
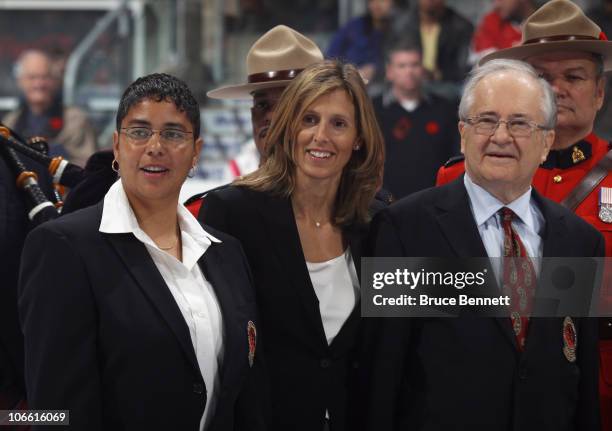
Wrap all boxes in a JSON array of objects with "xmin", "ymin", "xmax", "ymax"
[{"xmin": 235, "ymin": 60, "xmax": 385, "ymax": 226}]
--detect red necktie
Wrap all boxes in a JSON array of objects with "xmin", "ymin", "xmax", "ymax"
[{"xmin": 500, "ymin": 207, "xmax": 536, "ymax": 351}]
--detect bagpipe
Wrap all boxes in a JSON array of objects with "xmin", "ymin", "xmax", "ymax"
[{"xmin": 0, "ymin": 124, "xmax": 85, "ymax": 226}]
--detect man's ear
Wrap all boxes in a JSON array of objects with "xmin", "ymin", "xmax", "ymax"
[
  {"xmin": 595, "ymin": 76, "xmax": 606, "ymax": 112},
  {"xmin": 458, "ymin": 121, "xmax": 467, "ymax": 155},
  {"xmin": 540, "ymin": 129, "xmax": 555, "ymax": 163}
]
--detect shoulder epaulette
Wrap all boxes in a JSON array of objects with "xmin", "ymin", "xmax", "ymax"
[{"xmin": 444, "ymin": 155, "xmax": 465, "ymax": 168}]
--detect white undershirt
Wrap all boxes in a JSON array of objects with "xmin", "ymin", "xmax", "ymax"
[
  {"xmin": 99, "ymin": 180, "xmax": 224, "ymax": 431},
  {"xmin": 306, "ymin": 249, "xmax": 359, "ymax": 345}
]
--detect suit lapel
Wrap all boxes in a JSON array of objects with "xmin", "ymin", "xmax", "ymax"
[
  {"xmin": 105, "ymin": 232, "xmax": 200, "ymax": 372},
  {"xmin": 434, "ymin": 177, "xmax": 488, "ymax": 257},
  {"xmin": 329, "ymin": 225, "xmax": 366, "ymax": 353},
  {"xmin": 521, "ymin": 192, "xmax": 568, "ymax": 357},
  {"xmin": 198, "ymin": 242, "xmax": 247, "ymax": 391},
  {"xmin": 252, "ymin": 191, "xmax": 328, "ymax": 350},
  {"xmin": 535, "ymin": 192, "xmax": 569, "ymax": 258},
  {"xmin": 435, "ymin": 178, "xmax": 519, "ymax": 351}
]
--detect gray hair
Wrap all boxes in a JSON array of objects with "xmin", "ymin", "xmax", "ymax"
[
  {"xmin": 458, "ymin": 59, "xmax": 557, "ymax": 130},
  {"xmin": 13, "ymin": 49, "xmax": 51, "ymax": 79}
]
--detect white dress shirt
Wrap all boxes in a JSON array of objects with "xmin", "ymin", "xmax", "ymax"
[
  {"xmin": 463, "ymin": 174, "xmax": 545, "ymax": 282},
  {"xmin": 99, "ymin": 180, "xmax": 224, "ymax": 431},
  {"xmin": 306, "ymin": 248, "xmax": 359, "ymax": 345}
]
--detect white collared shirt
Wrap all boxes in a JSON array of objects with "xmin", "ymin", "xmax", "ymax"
[
  {"xmin": 99, "ymin": 180, "xmax": 224, "ymax": 431},
  {"xmin": 463, "ymin": 174, "xmax": 545, "ymax": 282}
]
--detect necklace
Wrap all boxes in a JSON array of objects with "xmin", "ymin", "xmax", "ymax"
[
  {"xmin": 157, "ymin": 224, "xmax": 180, "ymax": 250},
  {"xmin": 315, "ymin": 221, "xmax": 321, "ymax": 228},
  {"xmin": 157, "ymin": 236, "xmax": 178, "ymax": 250}
]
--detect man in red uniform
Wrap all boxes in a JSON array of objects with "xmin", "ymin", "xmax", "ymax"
[
  {"xmin": 436, "ymin": 0, "xmax": 612, "ymax": 427},
  {"xmin": 184, "ymin": 25, "xmax": 323, "ymax": 217},
  {"xmin": 471, "ymin": 0, "xmax": 536, "ymax": 63}
]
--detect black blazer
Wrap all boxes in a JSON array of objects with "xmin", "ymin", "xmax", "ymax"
[
  {"xmin": 362, "ymin": 177, "xmax": 604, "ymax": 431},
  {"xmin": 199, "ymin": 186, "xmax": 384, "ymax": 431},
  {"xmin": 18, "ymin": 202, "xmax": 265, "ymax": 431}
]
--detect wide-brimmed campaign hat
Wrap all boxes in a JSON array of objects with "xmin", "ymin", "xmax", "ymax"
[
  {"xmin": 207, "ymin": 25, "xmax": 323, "ymax": 99},
  {"xmin": 481, "ymin": 0, "xmax": 612, "ymax": 71}
]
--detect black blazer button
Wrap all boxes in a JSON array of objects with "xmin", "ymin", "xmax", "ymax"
[
  {"xmin": 193, "ymin": 383, "xmax": 204, "ymax": 394},
  {"xmin": 518, "ymin": 367, "xmax": 527, "ymax": 380},
  {"xmin": 320, "ymin": 358, "xmax": 331, "ymax": 368}
]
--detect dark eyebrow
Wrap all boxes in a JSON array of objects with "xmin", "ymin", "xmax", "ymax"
[
  {"xmin": 564, "ymin": 66, "xmax": 588, "ymax": 74},
  {"xmin": 126, "ymin": 119, "xmax": 152, "ymax": 127},
  {"xmin": 162, "ymin": 122, "xmax": 189, "ymax": 131},
  {"xmin": 475, "ymin": 111, "xmax": 498, "ymax": 117}
]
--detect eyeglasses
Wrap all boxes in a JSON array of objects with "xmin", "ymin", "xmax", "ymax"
[
  {"xmin": 465, "ymin": 116, "xmax": 549, "ymax": 138},
  {"xmin": 120, "ymin": 127, "xmax": 194, "ymax": 147}
]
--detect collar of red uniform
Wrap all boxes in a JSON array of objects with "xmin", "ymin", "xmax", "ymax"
[{"xmin": 540, "ymin": 133, "xmax": 606, "ymax": 169}]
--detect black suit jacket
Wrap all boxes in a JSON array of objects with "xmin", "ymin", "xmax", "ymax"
[
  {"xmin": 362, "ymin": 177, "xmax": 604, "ymax": 431},
  {"xmin": 18, "ymin": 202, "xmax": 265, "ymax": 430},
  {"xmin": 199, "ymin": 186, "xmax": 384, "ymax": 431}
]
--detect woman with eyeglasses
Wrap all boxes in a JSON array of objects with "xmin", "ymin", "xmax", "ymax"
[
  {"xmin": 19, "ymin": 74, "xmax": 265, "ymax": 430},
  {"xmin": 199, "ymin": 60, "xmax": 386, "ymax": 431}
]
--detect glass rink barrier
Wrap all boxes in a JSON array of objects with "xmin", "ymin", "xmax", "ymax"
[{"xmin": 361, "ymin": 257, "xmax": 612, "ymax": 318}]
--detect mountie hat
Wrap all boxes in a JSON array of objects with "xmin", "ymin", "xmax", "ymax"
[
  {"xmin": 207, "ymin": 25, "xmax": 323, "ymax": 99},
  {"xmin": 481, "ymin": 0, "xmax": 612, "ymax": 71}
]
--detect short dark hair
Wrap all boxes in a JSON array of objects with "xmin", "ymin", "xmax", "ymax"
[
  {"xmin": 116, "ymin": 73, "xmax": 201, "ymax": 137},
  {"xmin": 384, "ymin": 37, "xmax": 422, "ymax": 64}
]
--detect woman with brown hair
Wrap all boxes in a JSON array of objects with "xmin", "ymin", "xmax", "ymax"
[{"xmin": 199, "ymin": 59, "xmax": 385, "ymax": 431}]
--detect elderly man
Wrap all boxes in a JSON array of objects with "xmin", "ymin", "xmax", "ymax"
[
  {"xmin": 3, "ymin": 50, "xmax": 96, "ymax": 167},
  {"xmin": 435, "ymin": 1, "xmax": 612, "ymax": 424},
  {"xmin": 364, "ymin": 59, "xmax": 603, "ymax": 431},
  {"xmin": 184, "ymin": 25, "xmax": 323, "ymax": 215}
]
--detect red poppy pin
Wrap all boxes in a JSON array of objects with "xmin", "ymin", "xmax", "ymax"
[
  {"xmin": 49, "ymin": 117, "xmax": 63, "ymax": 130},
  {"xmin": 425, "ymin": 121, "xmax": 440, "ymax": 135},
  {"xmin": 393, "ymin": 117, "xmax": 411, "ymax": 141},
  {"xmin": 562, "ymin": 316, "xmax": 577, "ymax": 363},
  {"xmin": 247, "ymin": 320, "xmax": 256, "ymax": 368}
]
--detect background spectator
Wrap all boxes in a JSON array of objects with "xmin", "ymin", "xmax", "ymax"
[
  {"xmin": 471, "ymin": 0, "xmax": 537, "ymax": 63},
  {"xmin": 588, "ymin": 0, "xmax": 612, "ymax": 140},
  {"xmin": 2, "ymin": 50, "xmax": 96, "ymax": 167},
  {"xmin": 372, "ymin": 39, "xmax": 459, "ymax": 199},
  {"xmin": 327, "ymin": 0, "xmax": 395, "ymax": 84},
  {"xmin": 391, "ymin": 0, "xmax": 473, "ymax": 101}
]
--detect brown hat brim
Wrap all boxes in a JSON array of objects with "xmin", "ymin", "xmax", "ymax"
[
  {"xmin": 480, "ymin": 40, "xmax": 612, "ymax": 71},
  {"xmin": 207, "ymin": 79, "xmax": 292, "ymax": 100}
]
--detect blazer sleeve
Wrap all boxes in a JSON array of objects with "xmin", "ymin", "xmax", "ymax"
[
  {"xmin": 19, "ymin": 224, "xmax": 102, "ymax": 430},
  {"xmin": 576, "ymin": 234, "xmax": 605, "ymax": 431}
]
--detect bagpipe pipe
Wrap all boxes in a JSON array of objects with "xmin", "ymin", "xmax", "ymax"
[{"xmin": 0, "ymin": 124, "xmax": 85, "ymax": 226}]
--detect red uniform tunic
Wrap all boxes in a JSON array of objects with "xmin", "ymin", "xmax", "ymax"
[
  {"xmin": 436, "ymin": 133, "xmax": 612, "ymax": 429},
  {"xmin": 472, "ymin": 11, "xmax": 522, "ymax": 54}
]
